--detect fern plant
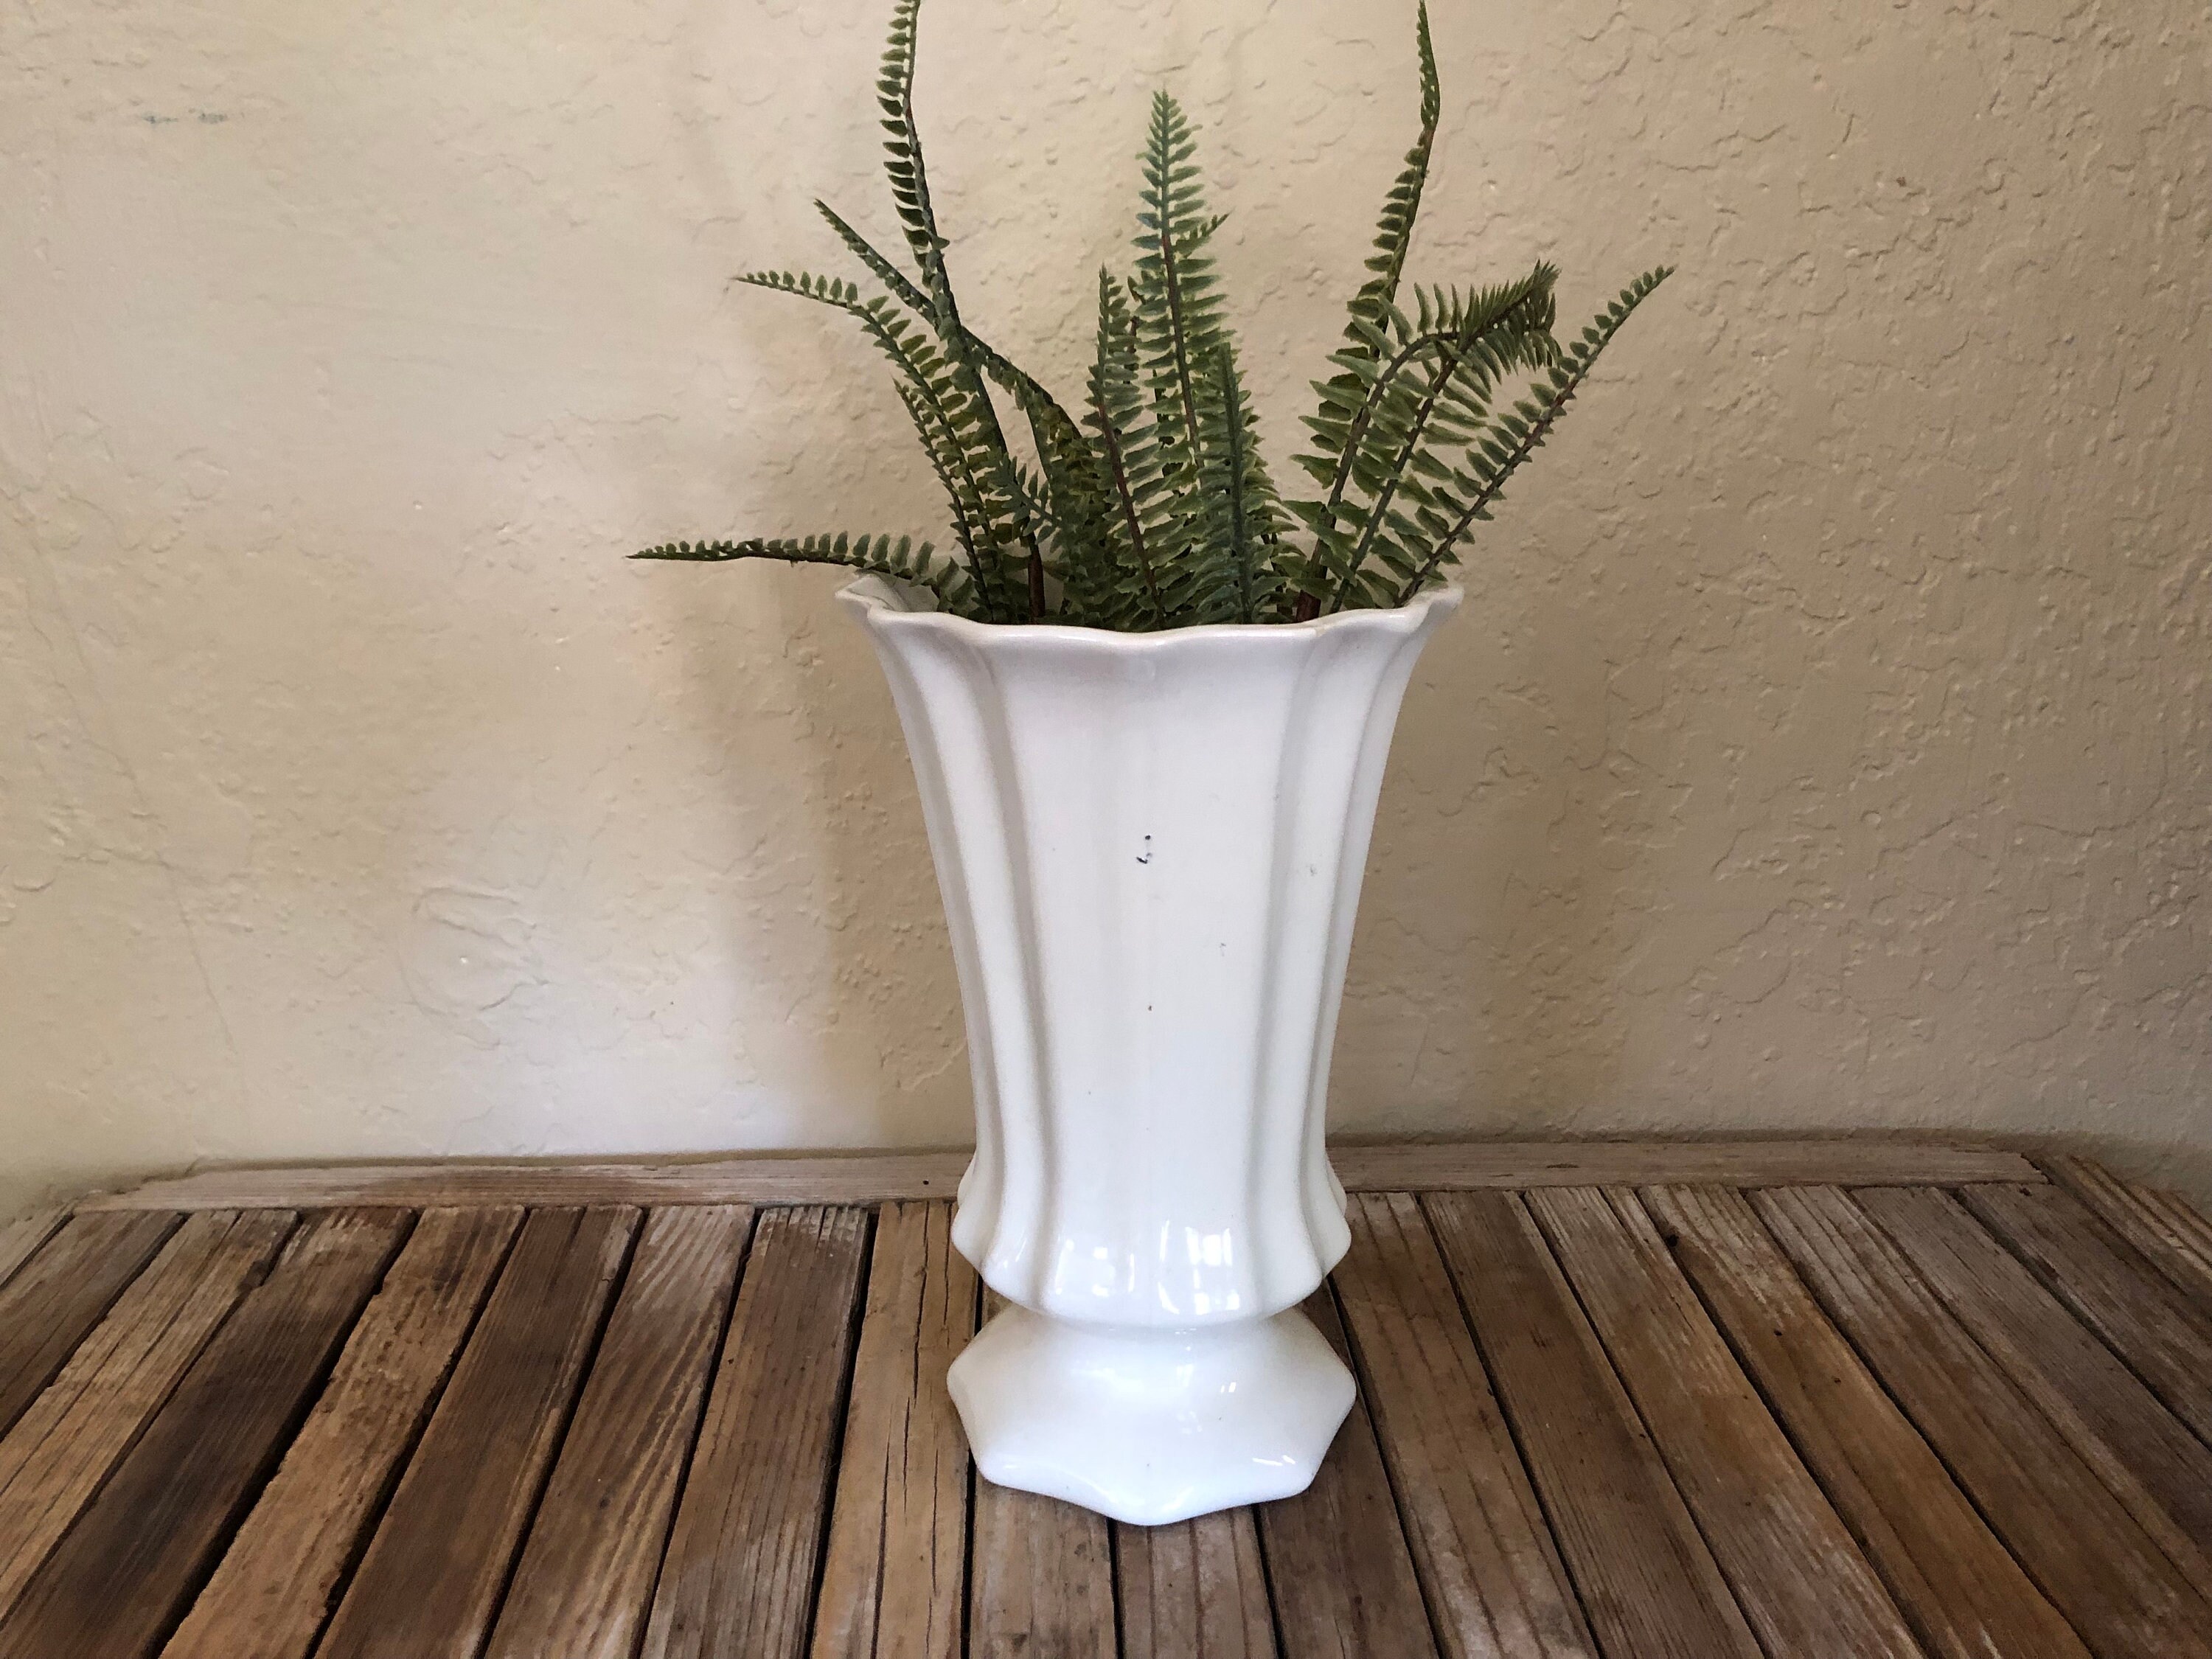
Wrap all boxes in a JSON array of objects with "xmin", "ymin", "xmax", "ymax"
[{"xmin": 636, "ymin": 0, "xmax": 1671, "ymax": 629}]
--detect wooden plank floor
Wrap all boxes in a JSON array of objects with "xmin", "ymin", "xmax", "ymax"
[{"xmin": 2, "ymin": 1141, "xmax": 2208, "ymax": 1658}]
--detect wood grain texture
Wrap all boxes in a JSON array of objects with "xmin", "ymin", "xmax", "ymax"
[
  {"xmin": 969, "ymin": 1481, "xmax": 1114, "ymax": 1659},
  {"xmin": 642, "ymin": 1206, "xmax": 870, "ymax": 1659},
  {"xmin": 1641, "ymin": 1183, "xmax": 2093, "ymax": 1659},
  {"xmin": 1254, "ymin": 1288, "xmax": 1440, "ymax": 1659},
  {"xmin": 967, "ymin": 1291, "xmax": 1116, "ymax": 1659},
  {"xmin": 1860, "ymin": 1185, "xmax": 2212, "ymax": 1574},
  {"xmin": 0, "ymin": 1208, "xmax": 178, "ymax": 1438},
  {"xmin": 1427, "ymin": 1191, "xmax": 1761, "ymax": 1659},
  {"xmin": 0, "ymin": 1212, "xmax": 66, "ymax": 1294},
  {"xmin": 1964, "ymin": 1181, "xmax": 2212, "ymax": 1447},
  {"xmin": 79, "ymin": 1139, "xmax": 2043, "ymax": 1211},
  {"xmin": 484, "ymin": 1206, "xmax": 753, "ymax": 1659},
  {"xmin": 88, "ymin": 1155, "xmax": 975, "ymax": 1211},
  {"xmin": 1756, "ymin": 1186, "xmax": 2212, "ymax": 1659},
  {"xmin": 2045, "ymin": 1156, "xmax": 2212, "ymax": 1308},
  {"xmin": 1332, "ymin": 1193, "xmax": 1594, "ymax": 1659},
  {"xmin": 1525, "ymin": 1186, "xmax": 1923, "ymax": 1659},
  {"xmin": 161, "ymin": 1206, "xmax": 524, "ymax": 1659},
  {"xmin": 10, "ymin": 1160, "xmax": 2202, "ymax": 1659},
  {"xmin": 1117, "ymin": 1509, "xmax": 1277, "ymax": 1659},
  {"xmin": 315, "ymin": 1206, "xmax": 639, "ymax": 1659},
  {"xmin": 0, "ymin": 1211, "xmax": 293, "ymax": 1621},
  {"xmin": 1343, "ymin": 1139, "xmax": 2040, "ymax": 1192},
  {"xmin": 0, "ymin": 1209, "xmax": 408, "ymax": 1659},
  {"xmin": 811, "ymin": 1203, "xmax": 976, "ymax": 1659}
]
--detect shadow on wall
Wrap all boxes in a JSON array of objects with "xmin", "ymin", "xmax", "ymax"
[
  {"xmin": 669, "ymin": 568, "xmax": 974, "ymax": 1145},
  {"xmin": 1344, "ymin": 555, "xmax": 1641, "ymax": 1142}
]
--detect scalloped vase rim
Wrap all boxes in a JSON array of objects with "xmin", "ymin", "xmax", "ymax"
[{"xmin": 838, "ymin": 572, "xmax": 1463, "ymax": 647}]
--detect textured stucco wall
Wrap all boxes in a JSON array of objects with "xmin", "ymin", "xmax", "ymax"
[{"xmin": 4, "ymin": 0, "xmax": 2206, "ymax": 1217}]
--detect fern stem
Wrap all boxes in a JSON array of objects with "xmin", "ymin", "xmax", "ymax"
[
  {"xmin": 1218, "ymin": 352, "xmax": 1254, "ymax": 622},
  {"xmin": 1363, "ymin": 1, "xmax": 1439, "ymax": 313},
  {"xmin": 1326, "ymin": 342, "xmax": 1464, "ymax": 612},
  {"xmin": 1394, "ymin": 372, "xmax": 1575, "ymax": 605},
  {"xmin": 1092, "ymin": 392, "xmax": 1166, "ymax": 622},
  {"xmin": 896, "ymin": 384, "xmax": 993, "ymax": 609},
  {"xmin": 819, "ymin": 200, "xmax": 1095, "ymax": 482},
  {"xmin": 1145, "ymin": 102, "xmax": 1206, "ymax": 468},
  {"xmin": 1156, "ymin": 243, "xmax": 1205, "ymax": 476},
  {"xmin": 1318, "ymin": 330, "xmax": 1453, "ymax": 526},
  {"xmin": 1392, "ymin": 267, "xmax": 1672, "ymax": 603},
  {"xmin": 882, "ymin": 0, "xmax": 1044, "ymax": 620},
  {"xmin": 1310, "ymin": 276, "xmax": 1546, "ymax": 601}
]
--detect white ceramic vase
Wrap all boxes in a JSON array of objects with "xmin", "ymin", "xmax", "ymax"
[{"xmin": 841, "ymin": 575, "xmax": 1461, "ymax": 1526}]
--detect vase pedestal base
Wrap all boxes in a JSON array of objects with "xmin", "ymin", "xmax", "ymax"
[{"xmin": 947, "ymin": 1300, "xmax": 1355, "ymax": 1526}]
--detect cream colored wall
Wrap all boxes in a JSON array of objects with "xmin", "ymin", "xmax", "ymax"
[{"xmin": 3, "ymin": 0, "xmax": 2206, "ymax": 1219}]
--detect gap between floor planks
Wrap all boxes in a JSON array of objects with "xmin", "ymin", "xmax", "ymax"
[{"xmin": 76, "ymin": 1138, "xmax": 2042, "ymax": 1213}]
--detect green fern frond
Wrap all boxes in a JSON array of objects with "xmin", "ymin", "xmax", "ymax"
[
  {"xmin": 1290, "ymin": 266, "xmax": 1559, "ymax": 612},
  {"xmin": 1358, "ymin": 0, "xmax": 1439, "ymax": 320},
  {"xmin": 1120, "ymin": 94, "xmax": 1290, "ymax": 625},
  {"xmin": 813, "ymin": 198, "xmax": 1110, "ymax": 618},
  {"xmin": 815, "ymin": 199, "xmax": 933, "ymax": 318},
  {"xmin": 639, "ymin": 1, "xmax": 1672, "ymax": 634},
  {"xmin": 1392, "ymin": 266, "xmax": 1673, "ymax": 602},
  {"xmin": 632, "ymin": 534, "xmax": 979, "ymax": 617},
  {"xmin": 1315, "ymin": 0, "xmax": 1439, "ymax": 426},
  {"xmin": 876, "ymin": 0, "xmax": 940, "ymax": 281},
  {"xmin": 872, "ymin": 0, "xmax": 1046, "ymax": 618},
  {"xmin": 736, "ymin": 267, "xmax": 1020, "ymax": 620},
  {"xmin": 1131, "ymin": 92, "xmax": 1232, "ymax": 498},
  {"xmin": 1198, "ymin": 348, "xmax": 1284, "ymax": 623},
  {"xmin": 1086, "ymin": 268, "xmax": 1172, "ymax": 627}
]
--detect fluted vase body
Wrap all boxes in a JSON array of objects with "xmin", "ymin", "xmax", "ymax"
[{"xmin": 841, "ymin": 576, "xmax": 1459, "ymax": 1524}]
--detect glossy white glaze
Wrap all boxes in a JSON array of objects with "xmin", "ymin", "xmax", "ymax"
[
  {"xmin": 842, "ymin": 576, "xmax": 1460, "ymax": 1522},
  {"xmin": 947, "ymin": 1303, "xmax": 1357, "ymax": 1525}
]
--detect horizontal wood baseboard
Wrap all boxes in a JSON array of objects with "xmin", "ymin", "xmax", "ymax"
[{"xmin": 79, "ymin": 1138, "xmax": 2044, "ymax": 1212}]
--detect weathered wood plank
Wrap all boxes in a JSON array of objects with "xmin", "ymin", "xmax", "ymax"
[
  {"xmin": 2045, "ymin": 1156, "xmax": 2212, "ymax": 1308},
  {"xmin": 87, "ymin": 1155, "xmax": 975, "ymax": 1211},
  {"xmin": 1861, "ymin": 1186, "xmax": 2212, "ymax": 1576},
  {"xmin": 161, "ymin": 1207, "xmax": 524, "ymax": 1659},
  {"xmin": 484, "ymin": 1206, "xmax": 753, "ymax": 1659},
  {"xmin": 1526, "ymin": 1186, "xmax": 1923, "ymax": 1659},
  {"xmin": 1641, "ymin": 1184, "xmax": 2091, "ymax": 1659},
  {"xmin": 1346, "ymin": 1139, "xmax": 2039, "ymax": 1191},
  {"xmin": 79, "ymin": 1139, "xmax": 2043, "ymax": 1211},
  {"xmin": 0, "ymin": 1211, "xmax": 66, "ymax": 1293},
  {"xmin": 1427, "ymin": 1191, "xmax": 1761, "ymax": 1659},
  {"xmin": 1756, "ymin": 1186, "xmax": 2212, "ymax": 1659},
  {"xmin": 967, "ymin": 1290, "xmax": 1116, "ymax": 1659},
  {"xmin": 0, "ymin": 1211, "xmax": 293, "ymax": 1621},
  {"xmin": 811, "ymin": 1203, "xmax": 975, "ymax": 1659},
  {"xmin": 970, "ymin": 1480, "xmax": 1114, "ymax": 1659},
  {"xmin": 1255, "ymin": 1288, "xmax": 1440, "ymax": 1659},
  {"xmin": 1117, "ymin": 1509, "xmax": 1278, "ymax": 1659},
  {"xmin": 0, "ymin": 1209, "xmax": 408, "ymax": 1659},
  {"xmin": 0, "ymin": 1209, "xmax": 178, "ymax": 1437},
  {"xmin": 1965, "ymin": 1182, "xmax": 2212, "ymax": 1446},
  {"xmin": 1332, "ymin": 1193, "xmax": 1593, "ymax": 1659},
  {"xmin": 315, "ymin": 1206, "xmax": 639, "ymax": 1659},
  {"xmin": 642, "ymin": 1206, "xmax": 870, "ymax": 1659}
]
